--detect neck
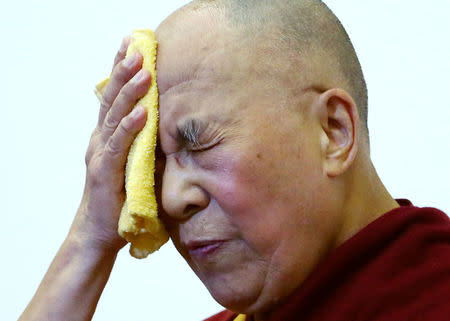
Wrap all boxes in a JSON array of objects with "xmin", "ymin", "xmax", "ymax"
[{"xmin": 334, "ymin": 156, "xmax": 399, "ymax": 248}]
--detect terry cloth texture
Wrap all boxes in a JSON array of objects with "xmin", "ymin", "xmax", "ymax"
[{"xmin": 95, "ymin": 29, "xmax": 169, "ymax": 258}]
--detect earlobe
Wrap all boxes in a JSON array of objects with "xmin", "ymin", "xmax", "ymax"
[{"xmin": 316, "ymin": 89, "xmax": 359, "ymax": 177}]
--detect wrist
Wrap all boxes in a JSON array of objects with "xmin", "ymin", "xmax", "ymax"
[
  {"xmin": 64, "ymin": 230, "xmax": 120, "ymax": 261},
  {"xmin": 67, "ymin": 209, "xmax": 126, "ymax": 258}
]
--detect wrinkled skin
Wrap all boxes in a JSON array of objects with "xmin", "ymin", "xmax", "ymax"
[{"xmin": 155, "ymin": 9, "xmax": 345, "ymax": 315}]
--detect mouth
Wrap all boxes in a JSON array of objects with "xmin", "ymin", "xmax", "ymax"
[{"xmin": 186, "ymin": 240, "xmax": 227, "ymax": 259}]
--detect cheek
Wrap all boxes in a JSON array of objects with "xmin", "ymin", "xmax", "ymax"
[
  {"xmin": 206, "ymin": 135, "xmax": 326, "ymax": 252},
  {"xmin": 209, "ymin": 149, "xmax": 266, "ymax": 210},
  {"xmin": 205, "ymin": 150, "xmax": 286, "ymax": 252}
]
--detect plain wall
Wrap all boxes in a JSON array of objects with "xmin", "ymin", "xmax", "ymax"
[{"xmin": 2, "ymin": 1, "xmax": 449, "ymax": 320}]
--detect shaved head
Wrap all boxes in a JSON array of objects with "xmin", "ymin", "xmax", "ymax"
[
  {"xmin": 162, "ymin": 0, "xmax": 368, "ymax": 134},
  {"xmin": 155, "ymin": 1, "xmax": 398, "ymax": 315}
]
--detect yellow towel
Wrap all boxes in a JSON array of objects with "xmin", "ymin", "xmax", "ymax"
[{"xmin": 95, "ymin": 29, "xmax": 169, "ymax": 258}]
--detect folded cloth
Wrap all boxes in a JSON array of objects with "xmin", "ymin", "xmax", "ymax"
[{"xmin": 95, "ymin": 29, "xmax": 169, "ymax": 258}]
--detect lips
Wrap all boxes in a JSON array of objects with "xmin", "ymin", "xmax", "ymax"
[{"xmin": 186, "ymin": 240, "xmax": 226, "ymax": 258}]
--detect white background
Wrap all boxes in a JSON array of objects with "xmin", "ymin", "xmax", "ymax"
[{"xmin": 1, "ymin": 1, "xmax": 449, "ymax": 320}]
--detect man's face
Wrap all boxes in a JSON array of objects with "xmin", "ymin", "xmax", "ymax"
[{"xmin": 155, "ymin": 9, "xmax": 343, "ymax": 313}]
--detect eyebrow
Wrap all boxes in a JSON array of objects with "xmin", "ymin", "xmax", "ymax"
[{"xmin": 176, "ymin": 118, "xmax": 204, "ymax": 147}]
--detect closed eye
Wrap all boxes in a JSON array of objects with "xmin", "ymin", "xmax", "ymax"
[
  {"xmin": 188, "ymin": 134, "xmax": 223, "ymax": 152},
  {"xmin": 177, "ymin": 118, "xmax": 223, "ymax": 153}
]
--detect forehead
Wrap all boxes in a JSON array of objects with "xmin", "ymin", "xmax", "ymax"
[
  {"xmin": 155, "ymin": 5, "xmax": 299, "ymax": 93},
  {"xmin": 155, "ymin": 7, "xmax": 233, "ymax": 95},
  {"xmin": 155, "ymin": 9, "xmax": 246, "ymax": 129},
  {"xmin": 155, "ymin": 6, "xmax": 310, "ymax": 133}
]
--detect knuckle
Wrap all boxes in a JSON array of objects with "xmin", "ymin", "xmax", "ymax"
[
  {"xmin": 103, "ymin": 115, "xmax": 119, "ymax": 132},
  {"xmin": 115, "ymin": 60, "xmax": 132, "ymax": 79},
  {"xmin": 115, "ymin": 48, "xmax": 126, "ymax": 62},
  {"xmin": 113, "ymin": 57, "xmax": 123, "ymax": 69},
  {"xmin": 120, "ymin": 116, "xmax": 135, "ymax": 134},
  {"xmin": 85, "ymin": 150, "xmax": 92, "ymax": 166},
  {"xmin": 85, "ymin": 146, "xmax": 98, "ymax": 167},
  {"xmin": 86, "ymin": 159, "xmax": 104, "ymax": 188},
  {"xmin": 119, "ymin": 84, "xmax": 136, "ymax": 102},
  {"xmin": 104, "ymin": 138, "xmax": 122, "ymax": 159},
  {"xmin": 100, "ymin": 95, "xmax": 113, "ymax": 110}
]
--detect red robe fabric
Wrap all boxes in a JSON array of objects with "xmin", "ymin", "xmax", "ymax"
[{"xmin": 204, "ymin": 200, "xmax": 450, "ymax": 321}]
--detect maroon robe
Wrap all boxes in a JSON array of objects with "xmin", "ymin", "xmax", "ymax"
[{"xmin": 205, "ymin": 200, "xmax": 450, "ymax": 321}]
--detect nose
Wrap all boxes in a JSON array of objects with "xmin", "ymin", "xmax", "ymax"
[{"xmin": 162, "ymin": 155, "xmax": 209, "ymax": 221}]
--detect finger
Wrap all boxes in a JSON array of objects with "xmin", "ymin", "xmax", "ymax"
[
  {"xmin": 101, "ymin": 69, "xmax": 150, "ymax": 141},
  {"xmin": 97, "ymin": 53, "xmax": 143, "ymax": 127},
  {"xmin": 113, "ymin": 36, "xmax": 131, "ymax": 68},
  {"xmin": 102, "ymin": 105, "xmax": 147, "ymax": 172}
]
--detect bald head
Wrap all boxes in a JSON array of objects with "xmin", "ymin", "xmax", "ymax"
[
  {"xmin": 158, "ymin": 0, "xmax": 368, "ymax": 132},
  {"xmin": 155, "ymin": 1, "xmax": 398, "ymax": 314}
]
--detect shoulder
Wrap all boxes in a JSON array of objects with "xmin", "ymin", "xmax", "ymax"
[{"xmin": 356, "ymin": 202, "xmax": 450, "ymax": 320}]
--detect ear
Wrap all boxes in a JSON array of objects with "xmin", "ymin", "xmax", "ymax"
[{"xmin": 314, "ymin": 88, "xmax": 359, "ymax": 177}]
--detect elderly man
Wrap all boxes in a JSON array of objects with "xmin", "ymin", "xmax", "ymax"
[{"xmin": 20, "ymin": 0, "xmax": 450, "ymax": 320}]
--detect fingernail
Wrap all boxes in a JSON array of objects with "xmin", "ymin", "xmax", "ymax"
[
  {"xmin": 133, "ymin": 69, "xmax": 148, "ymax": 82},
  {"xmin": 122, "ymin": 35, "xmax": 131, "ymax": 48},
  {"xmin": 119, "ymin": 36, "xmax": 130, "ymax": 54}
]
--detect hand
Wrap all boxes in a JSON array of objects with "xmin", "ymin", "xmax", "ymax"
[{"xmin": 70, "ymin": 37, "xmax": 151, "ymax": 253}]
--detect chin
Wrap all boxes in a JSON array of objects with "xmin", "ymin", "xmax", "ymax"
[
  {"xmin": 210, "ymin": 287, "xmax": 257, "ymax": 313},
  {"xmin": 202, "ymin": 272, "xmax": 268, "ymax": 314}
]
